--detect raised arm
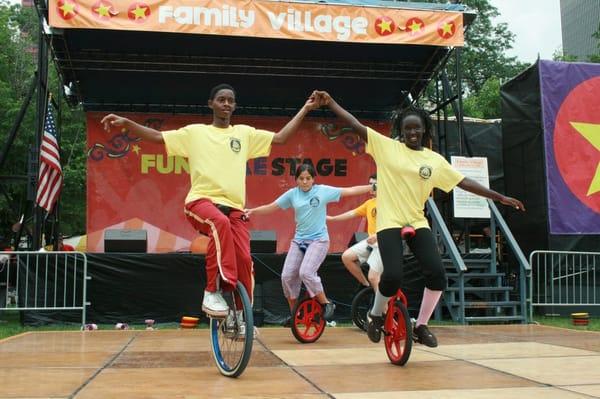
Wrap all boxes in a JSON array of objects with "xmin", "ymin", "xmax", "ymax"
[
  {"xmin": 326, "ymin": 209, "xmax": 358, "ymax": 222},
  {"xmin": 314, "ymin": 91, "xmax": 368, "ymax": 142},
  {"xmin": 339, "ymin": 184, "xmax": 371, "ymax": 198},
  {"xmin": 272, "ymin": 94, "xmax": 321, "ymax": 144},
  {"xmin": 245, "ymin": 201, "xmax": 281, "ymax": 218},
  {"xmin": 101, "ymin": 114, "xmax": 164, "ymax": 143},
  {"xmin": 457, "ymin": 177, "xmax": 525, "ymax": 211}
]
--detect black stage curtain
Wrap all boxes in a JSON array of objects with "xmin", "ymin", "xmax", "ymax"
[{"xmin": 21, "ymin": 253, "xmax": 425, "ymax": 326}]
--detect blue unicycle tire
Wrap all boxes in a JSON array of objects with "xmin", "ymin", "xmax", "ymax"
[{"xmin": 209, "ymin": 281, "xmax": 254, "ymax": 377}]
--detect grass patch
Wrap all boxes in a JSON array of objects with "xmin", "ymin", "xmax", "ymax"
[
  {"xmin": 0, "ymin": 311, "xmax": 82, "ymax": 340},
  {"xmin": 534, "ymin": 315, "xmax": 600, "ymax": 331},
  {"xmin": 0, "ymin": 311, "xmax": 194, "ymax": 340}
]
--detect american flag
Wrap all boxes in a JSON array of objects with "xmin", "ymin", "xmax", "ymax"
[{"xmin": 36, "ymin": 103, "xmax": 63, "ymax": 212}]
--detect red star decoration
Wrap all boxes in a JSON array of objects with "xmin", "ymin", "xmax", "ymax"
[
  {"xmin": 437, "ymin": 20, "xmax": 457, "ymax": 39},
  {"xmin": 92, "ymin": 0, "xmax": 116, "ymax": 21},
  {"xmin": 374, "ymin": 16, "xmax": 396, "ymax": 36},
  {"xmin": 128, "ymin": 2, "xmax": 151, "ymax": 22},
  {"xmin": 56, "ymin": 0, "xmax": 78, "ymax": 20},
  {"xmin": 404, "ymin": 17, "xmax": 425, "ymax": 36}
]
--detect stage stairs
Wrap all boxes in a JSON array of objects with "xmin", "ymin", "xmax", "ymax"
[{"xmin": 426, "ymin": 198, "xmax": 531, "ymax": 324}]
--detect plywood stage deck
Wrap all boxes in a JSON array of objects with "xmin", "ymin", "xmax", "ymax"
[{"xmin": 1, "ymin": 324, "xmax": 599, "ymax": 398}]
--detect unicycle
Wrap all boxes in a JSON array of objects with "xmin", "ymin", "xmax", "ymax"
[
  {"xmin": 382, "ymin": 288, "xmax": 412, "ymax": 366},
  {"xmin": 209, "ymin": 281, "xmax": 254, "ymax": 377},
  {"xmin": 291, "ymin": 294, "xmax": 326, "ymax": 343},
  {"xmin": 380, "ymin": 225, "xmax": 416, "ymax": 366},
  {"xmin": 351, "ymin": 286, "xmax": 374, "ymax": 331}
]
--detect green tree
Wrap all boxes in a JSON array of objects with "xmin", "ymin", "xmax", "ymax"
[
  {"xmin": 0, "ymin": 1, "xmax": 86, "ymax": 244},
  {"xmin": 456, "ymin": 0, "xmax": 527, "ymax": 93},
  {"xmin": 552, "ymin": 47, "xmax": 579, "ymax": 62},
  {"xmin": 420, "ymin": 0, "xmax": 527, "ymax": 117},
  {"xmin": 462, "ymin": 76, "xmax": 501, "ymax": 119},
  {"xmin": 589, "ymin": 22, "xmax": 600, "ymax": 63}
]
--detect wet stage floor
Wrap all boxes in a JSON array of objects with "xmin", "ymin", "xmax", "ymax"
[{"xmin": 1, "ymin": 324, "xmax": 599, "ymax": 398}]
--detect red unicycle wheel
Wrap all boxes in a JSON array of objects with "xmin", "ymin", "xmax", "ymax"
[
  {"xmin": 383, "ymin": 290, "xmax": 412, "ymax": 366},
  {"xmin": 291, "ymin": 296, "xmax": 326, "ymax": 343}
]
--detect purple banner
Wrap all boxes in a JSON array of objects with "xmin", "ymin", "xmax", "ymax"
[{"xmin": 540, "ymin": 60, "xmax": 600, "ymax": 234}]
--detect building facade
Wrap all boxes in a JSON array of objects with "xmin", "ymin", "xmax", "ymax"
[{"xmin": 560, "ymin": 0, "xmax": 600, "ymax": 61}]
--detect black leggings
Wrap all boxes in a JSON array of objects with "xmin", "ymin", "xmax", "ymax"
[{"xmin": 377, "ymin": 227, "xmax": 446, "ymax": 297}]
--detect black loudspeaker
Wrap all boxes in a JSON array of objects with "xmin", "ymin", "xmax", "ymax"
[
  {"xmin": 250, "ymin": 230, "xmax": 277, "ymax": 253},
  {"xmin": 348, "ymin": 232, "xmax": 369, "ymax": 247},
  {"xmin": 104, "ymin": 229, "xmax": 147, "ymax": 253}
]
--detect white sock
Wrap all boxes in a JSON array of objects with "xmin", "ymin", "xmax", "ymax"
[{"xmin": 370, "ymin": 291, "xmax": 390, "ymax": 316}]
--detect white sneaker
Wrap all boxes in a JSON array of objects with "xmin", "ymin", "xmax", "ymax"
[{"xmin": 202, "ymin": 291, "xmax": 228, "ymax": 317}]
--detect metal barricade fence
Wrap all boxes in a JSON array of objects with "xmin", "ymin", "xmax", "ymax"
[
  {"xmin": 0, "ymin": 251, "xmax": 89, "ymax": 326},
  {"xmin": 529, "ymin": 250, "xmax": 599, "ymax": 319}
]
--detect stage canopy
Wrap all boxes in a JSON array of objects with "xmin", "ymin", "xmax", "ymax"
[{"xmin": 41, "ymin": 0, "xmax": 475, "ymax": 116}]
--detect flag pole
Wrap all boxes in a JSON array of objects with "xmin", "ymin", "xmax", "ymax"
[{"xmin": 32, "ymin": 24, "xmax": 49, "ymax": 250}]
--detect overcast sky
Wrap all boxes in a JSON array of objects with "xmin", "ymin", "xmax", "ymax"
[
  {"xmin": 490, "ymin": 0, "xmax": 562, "ymax": 64},
  {"xmin": 11, "ymin": 0, "xmax": 563, "ymax": 63}
]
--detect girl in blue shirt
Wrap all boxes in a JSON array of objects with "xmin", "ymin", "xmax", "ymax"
[{"xmin": 247, "ymin": 164, "xmax": 370, "ymax": 320}]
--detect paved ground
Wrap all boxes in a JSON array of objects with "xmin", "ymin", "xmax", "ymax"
[{"xmin": 0, "ymin": 324, "xmax": 599, "ymax": 398}]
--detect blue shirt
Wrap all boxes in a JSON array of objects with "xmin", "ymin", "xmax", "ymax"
[{"xmin": 276, "ymin": 184, "xmax": 342, "ymax": 241}]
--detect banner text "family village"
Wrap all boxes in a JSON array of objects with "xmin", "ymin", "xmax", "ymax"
[{"xmin": 158, "ymin": 5, "xmax": 368, "ymax": 41}]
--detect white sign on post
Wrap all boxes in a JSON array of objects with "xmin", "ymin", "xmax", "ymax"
[{"xmin": 451, "ymin": 156, "xmax": 490, "ymax": 219}]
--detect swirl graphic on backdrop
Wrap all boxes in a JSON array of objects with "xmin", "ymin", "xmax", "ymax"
[
  {"xmin": 87, "ymin": 130, "xmax": 141, "ymax": 161},
  {"xmin": 319, "ymin": 123, "xmax": 365, "ymax": 155},
  {"xmin": 88, "ymin": 118, "xmax": 162, "ymax": 161}
]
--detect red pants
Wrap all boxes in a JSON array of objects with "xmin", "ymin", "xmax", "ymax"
[{"xmin": 184, "ymin": 199, "xmax": 253, "ymax": 298}]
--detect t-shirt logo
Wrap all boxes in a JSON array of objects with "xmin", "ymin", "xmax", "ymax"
[
  {"xmin": 230, "ymin": 138, "xmax": 241, "ymax": 153},
  {"xmin": 419, "ymin": 165, "xmax": 432, "ymax": 180},
  {"xmin": 309, "ymin": 197, "xmax": 320, "ymax": 207},
  {"xmin": 371, "ymin": 208, "xmax": 377, "ymax": 218}
]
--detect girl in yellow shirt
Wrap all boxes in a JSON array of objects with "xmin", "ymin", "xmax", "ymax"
[{"xmin": 314, "ymin": 91, "xmax": 524, "ymax": 347}]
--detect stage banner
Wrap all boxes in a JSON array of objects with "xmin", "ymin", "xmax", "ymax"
[
  {"xmin": 540, "ymin": 60, "xmax": 600, "ymax": 234},
  {"xmin": 86, "ymin": 113, "xmax": 380, "ymax": 253},
  {"xmin": 49, "ymin": 0, "xmax": 464, "ymax": 47}
]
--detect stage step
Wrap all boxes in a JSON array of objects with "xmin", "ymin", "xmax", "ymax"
[
  {"xmin": 446, "ymin": 286, "xmax": 513, "ymax": 293},
  {"xmin": 446, "ymin": 300, "xmax": 520, "ymax": 309},
  {"xmin": 446, "ymin": 272, "xmax": 505, "ymax": 279}
]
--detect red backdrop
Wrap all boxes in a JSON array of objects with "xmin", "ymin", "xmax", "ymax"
[{"xmin": 86, "ymin": 113, "xmax": 386, "ymax": 253}]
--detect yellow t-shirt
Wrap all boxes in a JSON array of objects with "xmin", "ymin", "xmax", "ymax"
[
  {"xmin": 353, "ymin": 198, "xmax": 377, "ymax": 236},
  {"xmin": 163, "ymin": 123, "xmax": 274, "ymax": 209},
  {"xmin": 366, "ymin": 127, "xmax": 464, "ymax": 231}
]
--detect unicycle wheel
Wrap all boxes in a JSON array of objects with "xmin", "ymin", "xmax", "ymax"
[
  {"xmin": 383, "ymin": 298, "xmax": 412, "ymax": 366},
  {"xmin": 351, "ymin": 286, "xmax": 374, "ymax": 332},
  {"xmin": 291, "ymin": 296, "xmax": 326, "ymax": 343},
  {"xmin": 209, "ymin": 281, "xmax": 254, "ymax": 377}
]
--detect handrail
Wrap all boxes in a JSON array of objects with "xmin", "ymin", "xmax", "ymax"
[
  {"xmin": 488, "ymin": 199, "xmax": 530, "ymax": 323},
  {"xmin": 426, "ymin": 198, "xmax": 467, "ymax": 272},
  {"xmin": 487, "ymin": 200, "xmax": 530, "ymax": 271},
  {"xmin": 426, "ymin": 197, "xmax": 466, "ymax": 323}
]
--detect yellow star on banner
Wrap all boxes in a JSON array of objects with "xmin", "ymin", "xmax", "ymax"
[
  {"xmin": 132, "ymin": 144, "xmax": 141, "ymax": 155},
  {"xmin": 60, "ymin": 2, "xmax": 76, "ymax": 17},
  {"xmin": 132, "ymin": 5, "xmax": 147, "ymax": 20},
  {"xmin": 409, "ymin": 20, "xmax": 422, "ymax": 32},
  {"xmin": 377, "ymin": 19, "xmax": 392, "ymax": 34},
  {"xmin": 95, "ymin": 4, "xmax": 111, "ymax": 17},
  {"xmin": 570, "ymin": 121, "xmax": 600, "ymax": 195},
  {"xmin": 441, "ymin": 22, "xmax": 453, "ymax": 35}
]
